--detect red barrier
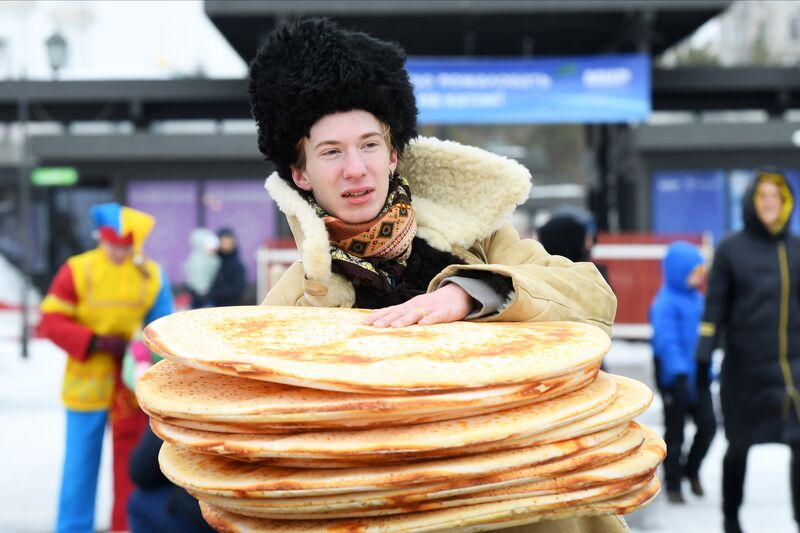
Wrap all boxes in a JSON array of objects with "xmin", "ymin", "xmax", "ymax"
[{"xmin": 594, "ymin": 233, "xmax": 707, "ymax": 328}]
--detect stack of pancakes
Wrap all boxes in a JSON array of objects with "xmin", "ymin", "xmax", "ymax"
[{"xmin": 140, "ymin": 306, "xmax": 663, "ymax": 532}]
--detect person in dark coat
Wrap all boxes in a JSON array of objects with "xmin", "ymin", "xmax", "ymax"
[
  {"xmin": 696, "ymin": 169, "xmax": 800, "ymax": 533},
  {"xmin": 207, "ymin": 227, "xmax": 246, "ymax": 307},
  {"xmin": 127, "ymin": 427, "xmax": 215, "ymax": 533},
  {"xmin": 537, "ymin": 210, "xmax": 610, "ymax": 284},
  {"xmin": 650, "ymin": 241, "xmax": 715, "ymax": 504}
]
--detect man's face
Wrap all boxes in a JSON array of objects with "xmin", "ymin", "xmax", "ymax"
[
  {"xmin": 101, "ymin": 241, "xmax": 133, "ymax": 265},
  {"xmin": 755, "ymin": 180, "xmax": 784, "ymax": 228},
  {"xmin": 291, "ymin": 110, "xmax": 397, "ymax": 224}
]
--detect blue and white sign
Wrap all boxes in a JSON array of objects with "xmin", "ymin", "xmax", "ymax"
[
  {"xmin": 652, "ymin": 170, "xmax": 727, "ymax": 242},
  {"xmin": 407, "ymin": 54, "xmax": 650, "ymax": 124}
]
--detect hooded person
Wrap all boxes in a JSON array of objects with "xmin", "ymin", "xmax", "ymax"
[
  {"xmin": 207, "ymin": 227, "xmax": 246, "ymax": 307},
  {"xmin": 184, "ymin": 227, "xmax": 220, "ymax": 308},
  {"xmin": 538, "ymin": 213, "xmax": 591, "ymax": 263},
  {"xmin": 696, "ymin": 169, "xmax": 800, "ymax": 533},
  {"xmin": 39, "ymin": 202, "xmax": 174, "ymax": 533},
  {"xmin": 650, "ymin": 241, "xmax": 715, "ymax": 504},
  {"xmin": 537, "ymin": 209, "xmax": 610, "ymax": 285},
  {"xmin": 249, "ymin": 18, "xmax": 619, "ymax": 532}
]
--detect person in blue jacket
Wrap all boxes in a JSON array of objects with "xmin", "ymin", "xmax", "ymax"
[{"xmin": 650, "ymin": 240, "xmax": 716, "ymax": 504}]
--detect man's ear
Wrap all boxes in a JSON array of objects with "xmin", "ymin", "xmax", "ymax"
[
  {"xmin": 389, "ymin": 150, "xmax": 398, "ymax": 173},
  {"xmin": 290, "ymin": 165, "xmax": 313, "ymax": 191}
]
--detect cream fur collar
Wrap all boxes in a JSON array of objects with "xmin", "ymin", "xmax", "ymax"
[{"xmin": 264, "ymin": 136, "xmax": 532, "ymax": 280}]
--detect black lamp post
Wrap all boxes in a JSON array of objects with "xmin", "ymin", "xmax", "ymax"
[{"xmin": 17, "ymin": 77, "xmax": 30, "ymax": 358}]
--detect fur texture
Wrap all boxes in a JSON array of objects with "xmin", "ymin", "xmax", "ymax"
[
  {"xmin": 351, "ymin": 237, "xmax": 466, "ymax": 309},
  {"xmin": 248, "ymin": 18, "xmax": 418, "ymax": 184},
  {"xmin": 264, "ymin": 136, "xmax": 532, "ymax": 284}
]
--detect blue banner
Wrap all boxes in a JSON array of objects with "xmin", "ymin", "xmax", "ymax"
[
  {"xmin": 652, "ymin": 170, "xmax": 728, "ymax": 243},
  {"xmin": 407, "ymin": 54, "xmax": 650, "ymax": 124}
]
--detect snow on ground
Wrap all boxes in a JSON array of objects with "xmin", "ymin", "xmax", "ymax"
[
  {"xmin": 0, "ymin": 254, "xmax": 41, "ymax": 308},
  {"xmin": 0, "ymin": 323, "xmax": 794, "ymax": 532},
  {"xmin": 606, "ymin": 342, "xmax": 795, "ymax": 533},
  {"xmin": 0, "ymin": 332, "xmax": 114, "ymax": 533}
]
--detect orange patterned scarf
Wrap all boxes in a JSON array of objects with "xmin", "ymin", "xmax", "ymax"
[{"xmin": 308, "ymin": 176, "xmax": 417, "ymax": 291}]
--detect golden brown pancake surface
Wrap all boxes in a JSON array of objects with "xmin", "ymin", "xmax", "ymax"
[{"xmin": 143, "ymin": 306, "xmax": 610, "ymax": 393}]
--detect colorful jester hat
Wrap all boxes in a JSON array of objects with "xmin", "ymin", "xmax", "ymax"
[{"xmin": 90, "ymin": 202, "xmax": 155, "ymax": 264}]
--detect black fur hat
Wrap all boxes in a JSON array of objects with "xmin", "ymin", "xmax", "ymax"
[{"xmin": 248, "ymin": 18, "xmax": 418, "ymax": 184}]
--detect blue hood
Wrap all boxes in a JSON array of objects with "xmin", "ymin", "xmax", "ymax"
[{"xmin": 663, "ymin": 241, "xmax": 703, "ymax": 292}]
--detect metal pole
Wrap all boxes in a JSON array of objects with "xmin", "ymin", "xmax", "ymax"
[{"xmin": 18, "ymin": 88, "xmax": 31, "ymax": 358}]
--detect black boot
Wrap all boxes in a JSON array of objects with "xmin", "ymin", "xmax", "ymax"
[
  {"xmin": 687, "ymin": 473, "xmax": 704, "ymax": 497},
  {"xmin": 724, "ymin": 517, "xmax": 743, "ymax": 533},
  {"xmin": 667, "ymin": 489, "xmax": 686, "ymax": 504}
]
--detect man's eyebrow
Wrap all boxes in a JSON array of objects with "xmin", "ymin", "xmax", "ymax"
[{"xmin": 314, "ymin": 131, "xmax": 382, "ymax": 149}]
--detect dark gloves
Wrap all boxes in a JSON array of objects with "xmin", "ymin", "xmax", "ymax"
[
  {"xmin": 695, "ymin": 333, "xmax": 714, "ymax": 366},
  {"xmin": 90, "ymin": 334, "xmax": 128, "ymax": 360},
  {"xmin": 695, "ymin": 360, "xmax": 711, "ymax": 395},
  {"xmin": 695, "ymin": 329, "xmax": 714, "ymax": 396}
]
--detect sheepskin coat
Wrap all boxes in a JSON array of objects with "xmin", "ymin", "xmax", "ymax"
[
  {"xmin": 262, "ymin": 136, "xmax": 615, "ymax": 335},
  {"xmin": 261, "ymin": 137, "xmax": 623, "ymax": 533}
]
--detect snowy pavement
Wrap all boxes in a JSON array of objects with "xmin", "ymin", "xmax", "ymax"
[{"xmin": 0, "ymin": 322, "xmax": 795, "ymax": 532}]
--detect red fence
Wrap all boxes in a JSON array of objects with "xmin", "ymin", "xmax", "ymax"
[{"xmin": 593, "ymin": 232, "xmax": 709, "ymax": 338}]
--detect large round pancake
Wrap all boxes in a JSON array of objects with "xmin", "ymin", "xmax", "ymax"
[
  {"xmin": 189, "ymin": 423, "xmax": 652, "ymax": 515},
  {"xmin": 151, "ymin": 372, "xmax": 617, "ymax": 462},
  {"xmin": 138, "ymin": 360, "xmax": 599, "ymax": 432},
  {"xmin": 159, "ymin": 424, "xmax": 628, "ymax": 498},
  {"xmin": 198, "ymin": 478, "xmax": 660, "ymax": 532},
  {"xmin": 526, "ymin": 374, "xmax": 653, "ymax": 445},
  {"xmin": 153, "ymin": 374, "xmax": 652, "ymax": 470},
  {"xmin": 207, "ymin": 475, "xmax": 653, "ymax": 519},
  {"xmin": 142, "ymin": 306, "xmax": 610, "ymax": 393}
]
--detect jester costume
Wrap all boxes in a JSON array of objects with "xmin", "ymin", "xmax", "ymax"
[{"xmin": 39, "ymin": 203, "xmax": 173, "ymax": 533}]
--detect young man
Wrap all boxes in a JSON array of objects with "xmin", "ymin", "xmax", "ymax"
[
  {"xmin": 250, "ymin": 19, "xmax": 620, "ymax": 532},
  {"xmin": 39, "ymin": 203, "xmax": 173, "ymax": 533},
  {"xmin": 650, "ymin": 241, "xmax": 715, "ymax": 504},
  {"xmin": 697, "ymin": 170, "xmax": 800, "ymax": 533}
]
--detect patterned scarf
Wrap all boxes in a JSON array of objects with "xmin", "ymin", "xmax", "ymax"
[{"xmin": 307, "ymin": 176, "xmax": 417, "ymax": 292}]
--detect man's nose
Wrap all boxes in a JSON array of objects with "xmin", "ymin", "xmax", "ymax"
[{"xmin": 342, "ymin": 149, "xmax": 367, "ymax": 179}]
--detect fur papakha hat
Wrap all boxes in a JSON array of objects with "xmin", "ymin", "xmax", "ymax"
[{"xmin": 248, "ymin": 18, "xmax": 418, "ymax": 184}]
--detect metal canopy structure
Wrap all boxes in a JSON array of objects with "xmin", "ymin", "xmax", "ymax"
[
  {"xmin": 3, "ymin": 67, "xmax": 800, "ymax": 126},
  {"xmin": 653, "ymin": 68, "xmax": 800, "ymax": 114},
  {"xmin": 0, "ymin": 79, "xmax": 250, "ymax": 126},
  {"xmin": 205, "ymin": 0, "xmax": 729, "ymax": 61},
  {"xmin": 28, "ymin": 133, "xmax": 260, "ymax": 162}
]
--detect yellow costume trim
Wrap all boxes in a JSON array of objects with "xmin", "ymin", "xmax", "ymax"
[
  {"xmin": 59, "ymin": 248, "xmax": 162, "ymax": 411},
  {"xmin": 40, "ymin": 294, "xmax": 76, "ymax": 316}
]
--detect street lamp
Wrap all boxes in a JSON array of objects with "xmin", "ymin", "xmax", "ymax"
[
  {"xmin": 0, "ymin": 38, "xmax": 8, "ymax": 79},
  {"xmin": 45, "ymin": 31, "xmax": 67, "ymax": 79}
]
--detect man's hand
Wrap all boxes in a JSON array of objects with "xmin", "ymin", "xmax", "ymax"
[
  {"xmin": 365, "ymin": 284, "xmax": 473, "ymax": 328},
  {"xmin": 91, "ymin": 334, "xmax": 128, "ymax": 360}
]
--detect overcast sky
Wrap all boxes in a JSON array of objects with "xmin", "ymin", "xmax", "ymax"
[{"xmin": 0, "ymin": 0, "xmax": 248, "ymax": 80}]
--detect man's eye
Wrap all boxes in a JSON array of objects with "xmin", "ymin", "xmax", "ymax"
[
  {"xmin": 363, "ymin": 142, "xmax": 379, "ymax": 149},
  {"xmin": 321, "ymin": 149, "xmax": 339, "ymax": 157}
]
